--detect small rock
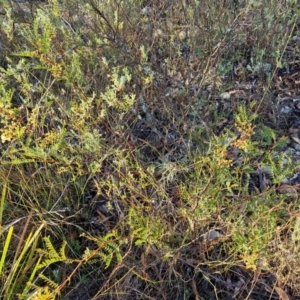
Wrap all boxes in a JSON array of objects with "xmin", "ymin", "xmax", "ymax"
[
  {"xmin": 291, "ymin": 134, "xmax": 300, "ymax": 144},
  {"xmin": 281, "ymin": 178, "xmax": 289, "ymax": 184},
  {"xmin": 220, "ymin": 92, "xmax": 231, "ymax": 99},
  {"xmin": 294, "ymin": 144, "xmax": 300, "ymax": 151},
  {"xmin": 259, "ymin": 165, "xmax": 272, "ymax": 173},
  {"xmin": 277, "ymin": 184, "xmax": 297, "ymax": 195},
  {"xmin": 247, "ymin": 62, "xmax": 272, "ymax": 73},
  {"xmin": 207, "ymin": 230, "xmax": 221, "ymax": 241},
  {"xmin": 141, "ymin": 6, "xmax": 151, "ymax": 15},
  {"xmin": 262, "ymin": 63, "xmax": 272, "ymax": 73},
  {"xmin": 280, "ymin": 106, "xmax": 292, "ymax": 114},
  {"xmin": 284, "ymin": 148, "xmax": 295, "ymax": 155},
  {"xmin": 289, "ymin": 128, "xmax": 299, "ymax": 134}
]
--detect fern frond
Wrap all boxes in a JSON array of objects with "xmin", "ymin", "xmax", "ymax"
[
  {"xmin": 99, "ymin": 251, "xmax": 113, "ymax": 269},
  {"xmin": 38, "ymin": 273, "xmax": 59, "ymax": 290},
  {"xmin": 44, "ymin": 236, "xmax": 61, "ymax": 259},
  {"xmin": 81, "ymin": 230, "xmax": 126, "ymax": 269},
  {"xmin": 37, "ymin": 237, "xmax": 73, "ymax": 270}
]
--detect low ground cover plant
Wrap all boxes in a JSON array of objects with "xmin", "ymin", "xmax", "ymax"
[{"xmin": 1, "ymin": 0, "xmax": 300, "ymax": 299}]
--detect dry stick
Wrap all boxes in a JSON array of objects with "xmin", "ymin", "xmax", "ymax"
[
  {"xmin": 11, "ymin": 211, "xmax": 33, "ymax": 270},
  {"xmin": 178, "ymin": 257, "xmax": 257, "ymax": 297},
  {"xmin": 53, "ymin": 236, "xmax": 133, "ymax": 299},
  {"xmin": 191, "ymin": 277, "xmax": 200, "ymax": 300},
  {"xmin": 50, "ymin": 177, "xmax": 70, "ymax": 211},
  {"xmin": 4, "ymin": 212, "xmax": 33, "ymax": 295},
  {"xmin": 0, "ymin": 210, "xmax": 66, "ymax": 235},
  {"xmin": 89, "ymin": 0, "xmax": 116, "ymax": 40},
  {"xmin": 92, "ymin": 238, "xmax": 134, "ymax": 298}
]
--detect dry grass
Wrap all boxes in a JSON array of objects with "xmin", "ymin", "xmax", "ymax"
[{"xmin": 1, "ymin": 0, "xmax": 300, "ymax": 299}]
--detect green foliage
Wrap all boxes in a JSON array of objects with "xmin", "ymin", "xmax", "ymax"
[
  {"xmin": 1, "ymin": 0, "xmax": 300, "ymax": 298},
  {"xmin": 82, "ymin": 230, "xmax": 127, "ymax": 269},
  {"xmin": 230, "ymin": 203, "xmax": 279, "ymax": 271},
  {"xmin": 127, "ymin": 207, "xmax": 170, "ymax": 247},
  {"xmin": 37, "ymin": 237, "xmax": 73, "ymax": 270}
]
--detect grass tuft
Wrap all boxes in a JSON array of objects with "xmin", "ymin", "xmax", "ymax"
[{"xmin": 1, "ymin": 0, "xmax": 300, "ymax": 298}]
